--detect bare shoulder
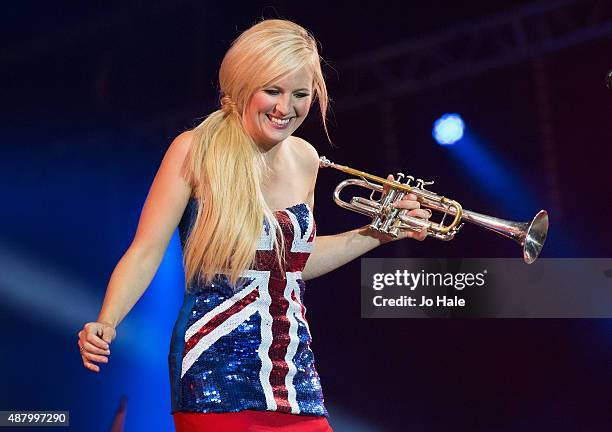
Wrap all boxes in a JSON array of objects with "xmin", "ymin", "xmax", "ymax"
[
  {"xmin": 289, "ymin": 136, "xmax": 319, "ymax": 174},
  {"xmin": 169, "ymin": 130, "xmax": 195, "ymax": 157},
  {"xmin": 288, "ymin": 136, "xmax": 319, "ymax": 208},
  {"xmin": 166, "ymin": 130, "xmax": 196, "ymax": 188}
]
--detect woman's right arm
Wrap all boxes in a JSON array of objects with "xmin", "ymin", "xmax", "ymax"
[{"xmin": 78, "ymin": 130, "xmax": 194, "ymax": 372}]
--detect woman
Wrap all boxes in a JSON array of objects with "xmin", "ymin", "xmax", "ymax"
[{"xmin": 77, "ymin": 19, "xmax": 429, "ymax": 431}]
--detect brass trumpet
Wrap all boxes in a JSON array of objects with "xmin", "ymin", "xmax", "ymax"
[{"xmin": 319, "ymin": 156, "xmax": 549, "ymax": 264}]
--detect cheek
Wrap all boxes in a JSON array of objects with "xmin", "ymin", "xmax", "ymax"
[
  {"xmin": 296, "ymin": 99, "xmax": 312, "ymax": 117},
  {"xmin": 249, "ymin": 93, "xmax": 273, "ymax": 113}
]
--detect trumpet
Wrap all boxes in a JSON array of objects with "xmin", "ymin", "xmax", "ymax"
[{"xmin": 319, "ymin": 157, "xmax": 549, "ymax": 264}]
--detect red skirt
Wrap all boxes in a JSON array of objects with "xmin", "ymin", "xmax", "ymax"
[{"xmin": 173, "ymin": 410, "xmax": 333, "ymax": 432}]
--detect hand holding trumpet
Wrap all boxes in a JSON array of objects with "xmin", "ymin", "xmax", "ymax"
[{"xmin": 383, "ymin": 174, "xmax": 430, "ymax": 242}]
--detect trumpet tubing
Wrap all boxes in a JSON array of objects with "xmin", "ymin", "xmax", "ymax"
[{"xmin": 319, "ymin": 156, "xmax": 549, "ymax": 264}]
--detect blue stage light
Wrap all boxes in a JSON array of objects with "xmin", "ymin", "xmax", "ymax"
[{"xmin": 433, "ymin": 113, "xmax": 465, "ymax": 145}]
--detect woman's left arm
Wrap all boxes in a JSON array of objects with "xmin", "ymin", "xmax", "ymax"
[
  {"xmin": 302, "ymin": 198, "xmax": 428, "ymax": 280},
  {"xmin": 295, "ymin": 137, "xmax": 429, "ymax": 281},
  {"xmin": 302, "ymin": 226, "xmax": 385, "ymax": 280}
]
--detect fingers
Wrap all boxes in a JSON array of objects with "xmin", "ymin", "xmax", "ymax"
[
  {"xmin": 101, "ymin": 326, "xmax": 116, "ymax": 344},
  {"xmin": 392, "ymin": 193, "xmax": 418, "ymax": 206},
  {"xmin": 393, "ymin": 195, "xmax": 433, "ymax": 219},
  {"xmin": 408, "ymin": 228, "xmax": 428, "ymax": 241},
  {"xmin": 381, "ymin": 176, "xmax": 430, "ymax": 242},
  {"xmin": 407, "ymin": 209, "xmax": 432, "ymax": 219},
  {"xmin": 388, "ymin": 193, "xmax": 430, "ymax": 242},
  {"xmin": 83, "ymin": 360, "xmax": 100, "ymax": 373},
  {"xmin": 85, "ymin": 331, "xmax": 109, "ymax": 351},
  {"xmin": 82, "ymin": 341, "xmax": 111, "ymax": 356},
  {"xmin": 393, "ymin": 199, "xmax": 420, "ymax": 210},
  {"xmin": 83, "ymin": 323, "xmax": 111, "ymax": 350},
  {"xmin": 77, "ymin": 339, "xmax": 106, "ymax": 373},
  {"xmin": 82, "ymin": 350, "xmax": 109, "ymax": 364},
  {"xmin": 78, "ymin": 322, "xmax": 115, "ymax": 373}
]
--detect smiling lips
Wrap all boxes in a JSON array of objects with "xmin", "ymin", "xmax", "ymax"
[{"xmin": 266, "ymin": 114, "xmax": 294, "ymax": 129}]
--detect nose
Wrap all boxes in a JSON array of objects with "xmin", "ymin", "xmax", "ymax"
[{"xmin": 273, "ymin": 95, "xmax": 291, "ymax": 116}]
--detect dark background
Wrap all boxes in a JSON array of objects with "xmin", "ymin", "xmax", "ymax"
[{"xmin": 1, "ymin": 1, "xmax": 612, "ymax": 431}]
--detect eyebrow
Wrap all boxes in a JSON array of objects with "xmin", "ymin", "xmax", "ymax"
[{"xmin": 268, "ymin": 85, "xmax": 311, "ymax": 92}]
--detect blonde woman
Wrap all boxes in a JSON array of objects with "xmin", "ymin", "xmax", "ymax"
[{"xmin": 77, "ymin": 19, "xmax": 429, "ymax": 431}]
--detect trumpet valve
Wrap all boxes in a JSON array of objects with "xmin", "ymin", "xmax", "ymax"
[{"xmin": 415, "ymin": 178, "xmax": 435, "ymax": 189}]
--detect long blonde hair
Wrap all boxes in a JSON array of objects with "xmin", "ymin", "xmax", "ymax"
[{"xmin": 182, "ymin": 19, "xmax": 329, "ymax": 289}]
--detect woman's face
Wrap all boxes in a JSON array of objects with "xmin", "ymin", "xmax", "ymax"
[{"xmin": 243, "ymin": 67, "xmax": 313, "ymax": 150}]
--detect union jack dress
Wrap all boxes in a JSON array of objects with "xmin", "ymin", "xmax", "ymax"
[{"xmin": 169, "ymin": 198, "xmax": 328, "ymax": 417}]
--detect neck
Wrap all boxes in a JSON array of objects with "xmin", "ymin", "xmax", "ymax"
[{"xmin": 258, "ymin": 138, "xmax": 285, "ymax": 160}]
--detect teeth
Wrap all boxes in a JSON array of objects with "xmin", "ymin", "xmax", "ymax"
[{"xmin": 268, "ymin": 115, "xmax": 291, "ymax": 125}]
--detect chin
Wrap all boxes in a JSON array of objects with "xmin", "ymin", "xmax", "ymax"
[
  {"xmin": 263, "ymin": 127, "xmax": 293, "ymax": 141},
  {"xmin": 262, "ymin": 134, "xmax": 289, "ymax": 147}
]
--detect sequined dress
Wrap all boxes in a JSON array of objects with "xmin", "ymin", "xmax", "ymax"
[{"xmin": 169, "ymin": 198, "xmax": 327, "ymax": 417}]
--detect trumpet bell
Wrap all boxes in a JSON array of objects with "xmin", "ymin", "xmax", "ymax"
[{"xmin": 524, "ymin": 210, "xmax": 549, "ymax": 264}]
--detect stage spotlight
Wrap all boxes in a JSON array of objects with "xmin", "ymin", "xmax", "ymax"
[{"xmin": 433, "ymin": 113, "xmax": 465, "ymax": 145}]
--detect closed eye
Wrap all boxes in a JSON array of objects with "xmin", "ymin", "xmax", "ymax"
[{"xmin": 295, "ymin": 92, "xmax": 310, "ymax": 98}]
